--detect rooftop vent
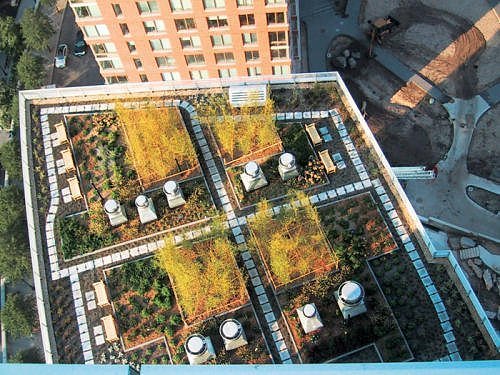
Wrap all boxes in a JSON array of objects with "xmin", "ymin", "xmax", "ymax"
[
  {"xmin": 185, "ymin": 334, "xmax": 216, "ymax": 365},
  {"xmin": 335, "ymin": 280, "xmax": 367, "ymax": 319},
  {"xmin": 229, "ymin": 85, "xmax": 267, "ymax": 107},
  {"xmin": 297, "ymin": 303, "xmax": 324, "ymax": 334},
  {"xmin": 135, "ymin": 194, "xmax": 157, "ymax": 224},
  {"xmin": 104, "ymin": 199, "xmax": 127, "ymax": 226},
  {"xmin": 219, "ymin": 319, "xmax": 248, "ymax": 351}
]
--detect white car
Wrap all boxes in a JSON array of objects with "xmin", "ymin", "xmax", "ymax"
[{"xmin": 54, "ymin": 44, "xmax": 68, "ymax": 68}]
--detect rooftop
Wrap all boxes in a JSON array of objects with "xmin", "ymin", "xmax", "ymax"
[{"xmin": 18, "ymin": 73, "xmax": 498, "ymax": 368}]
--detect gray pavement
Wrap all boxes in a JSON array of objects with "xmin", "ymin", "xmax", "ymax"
[
  {"xmin": 405, "ymin": 95, "xmax": 500, "ymax": 242},
  {"xmin": 482, "ymin": 82, "xmax": 500, "ymax": 106},
  {"xmin": 50, "ymin": 4, "xmax": 103, "ymax": 87}
]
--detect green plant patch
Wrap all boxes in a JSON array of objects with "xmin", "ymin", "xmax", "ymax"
[{"xmin": 106, "ymin": 257, "xmax": 181, "ymax": 349}]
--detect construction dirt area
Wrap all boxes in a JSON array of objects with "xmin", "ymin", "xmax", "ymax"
[
  {"xmin": 327, "ymin": 0, "xmax": 499, "ymax": 168},
  {"xmin": 468, "ymin": 103, "xmax": 500, "ymax": 183},
  {"xmin": 342, "ymin": 59, "xmax": 452, "ymax": 167}
]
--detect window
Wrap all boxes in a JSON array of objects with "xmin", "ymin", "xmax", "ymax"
[
  {"xmin": 155, "ymin": 56, "xmax": 175, "ymax": 67},
  {"xmin": 203, "ymin": 0, "xmax": 224, "ymax": 9},
  {"xmin": 136, "ymin": 1, "xmax": 159, "ymax": 14},
  {"xmin": 106, "ymin": 75, "xmax": 128, "ymax": 84},
  {"xmin": 269, "ymin": 31, "xmax": 287, "ymax": 45},
  {"xmin": 162, "ymin": 71, "xmax": 181, "ymax": 81},
  {"xmin": 74, "ymin": 4, "xmax": 101, "ymax": 18},
  {"xmin": 83, "ymin": 24, "xmax": 109, "ymax": 37},
  {"xmin": 242, "ymin": 32, "xmax": 257, "ymax": 45},
  {"xmin": 119, "ymin": 23, "xmax": 129, "ymax": 35},
  {"xmin": 215, "ymin": 52, "xmax": 234, "ymax": 64},
  {"xmin": 133, "ymin": 58, "xmax": 143, "ymax": 69},
  {"xmin": 218, "ymin": 68, "xmax": 237, "ymax": 78},
  {"xmin": 92, "ymin": 42, "xmax": 117, "ymax": 57},
  {"xmin": 272, "ymin": 65, "xmax": 290, "ymax": 75},
  {"xmin": 245, "ymin": 50, "xmax": 259, "ymax": 62},
  {"xmin": 140, "ymin": 74, "xmax": 148, "ymax": 82},
  {"xmin": 150, "ymin": 38, "xmax": 171, "ymax": 51},
  {"xmin": 266, "ymin": 0, "xmax": 285, "ymax": 4},
  {"xmin": 170, "ymin": 0, "xmax": 191, "ymax": 11},
  {"xmin": 271, "ymin": 46, "xmax": 288, "ymax": 59},
  {"xmin": 207, "ymin": 16, "xmax": 228, "ymax": 29},
  {"xmin": 269, "ymin": 31, "xmax": 288, "ymax": 59},
  {"xmin": 127, "ymin": 41, "xmax": 136, "ymax": 52},
  {"xmin": 185, "ymin": 54, "xmax": 205, "ymax": 66},
  {"xmin": 174, "ymin": 18, "xmax": 196, "ymax": 31},
  {"xmin": 143, "ymin": 20, "xmax": 165, "ymax": 33},
  {"xmin": 239, "ymin": 14, "xmax": 255, "ymax": 26},
  {"xmin": 211, "ymin": 34, "xmax": 232, "ymax": 47},
  {"xmin": 112, "ymin": 3, "xmax": 122, "ymax": 16},
  {"xmin": 266, "ymin": 12, "xmax": 285, "ymax": 24},
  {"xmin": 98, "ymin": 57, "xmax": 123, "ymax": 70},
  {"xmin": 237, "ymin": 0, "xmax": 253, "ymax": 6},
  {"xmin": 180, "ymin": 36, "xmax": 201, "ymax": 49},
  {"xmin": 247, "ymin": 66, "xmax": 262, "ymax": 76},
  {"xmin": 190, "ymin": 70, "xmax": 209, "ymax": 80}
]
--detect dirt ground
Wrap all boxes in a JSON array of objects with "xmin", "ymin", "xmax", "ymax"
[
  {"xmin": 467, "ymin": 186, "xmax": 500, "ymax": 215},
  {"xmin": 360, "ymin": 0, "xmax": 499, "ymax": 97},
  {"xmin": 468, "ymin": 103, "xmax": 500, "ymax": 182},
  {"xmin": 340, "ymin": 54, "xmax": 452, "ymax": 166}
]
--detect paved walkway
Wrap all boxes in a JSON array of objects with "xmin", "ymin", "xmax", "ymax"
[{"xmin": 405, "ymin": 96, "xmax": 500, "ymax": 242}]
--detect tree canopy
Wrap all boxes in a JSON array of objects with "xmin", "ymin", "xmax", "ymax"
[
  {"xmin": 16, "ymin": 51, "xmax": 45, "ymax": 89},
  {"xmin": 0, "ymin": 140, "xmax": 22, "ymax": 181},
  {"xmin": 20, "ymin": 9, "xmax": 54, "ymax": 52},
  {"xmin": 1, "ymin": 293, "xmax": 36, "ymax": 339},
  {"xmin": 0, "ymin": 16, "xmax": 22, "ymax": 57},
  {"xmin": 0, "ymin": 185, "xmax": 30, "ymax": 282}
]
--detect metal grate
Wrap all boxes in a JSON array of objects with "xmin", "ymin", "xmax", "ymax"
[{"xmin": 228, "ymin": 85, "xmax": 267, "ymax": 107}]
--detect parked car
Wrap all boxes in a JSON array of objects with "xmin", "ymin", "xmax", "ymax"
[
  {"xmin": 74, "ymin": 30, "xmax": 87, "ymax": 56},
  {"xmin": 54, "ymin": 44, "xmax": 68, "ymax": 68}
]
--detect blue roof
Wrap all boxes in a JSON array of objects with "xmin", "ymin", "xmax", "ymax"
[
  {"xmin": 140, "ymin": 362, "xmax": 500, "ymax": 374},
  {"xmin": 0, "ymin": 364, "xmax": 132, "ymax": 375}
]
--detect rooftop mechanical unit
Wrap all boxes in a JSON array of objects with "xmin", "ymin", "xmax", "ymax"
[{"xmin": 229, "ymin": 85, "xmax": 267, "ymax": 107}]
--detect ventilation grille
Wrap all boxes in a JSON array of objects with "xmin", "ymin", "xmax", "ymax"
[{"xmin": 229, "ymin": 85, "xmax": 267, "ymax": 107}]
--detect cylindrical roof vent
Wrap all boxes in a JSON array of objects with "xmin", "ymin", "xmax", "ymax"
[
  {"xmin": 219, "ymin": 319, "xmax": 243, "ymax": 341},
  {"xmin": 185, "ymin": 334, "xmax": 207, "ymax": 356},
  {"xmin": 163, "ymin": 180, "xmax": 179, "ymax": 196},
  {"xmin": 279, "ymin": 152, "xmax": 295, "ymax": 169},
  {"xmin": 104, "ymin": 199, "xmax": 119, "ymax": 214},
  {"xmin": 135, "ymin": 195, "xmax": 149, "ymax": 208},
  {"xmin": 244, "ymin": 161, "xmax": 260, "ymax": 178},
  {"xmin": 338, "ymin": 281, "xmax": 364, "ymax": 306}
]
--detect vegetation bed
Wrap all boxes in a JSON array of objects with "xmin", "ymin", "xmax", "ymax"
[
  {"xmin": 427, "ymin": 263, "xmax": 494, "ymax": 360},
  {"xmin": 57, "ymin": 177, "xmax": 214, "ymax": 259},
  {"xmin": 197, "ymin": 95, "xmax": 282, "ymax": 165},
  {"xmin": 226, "ymin": 122, "xmax": 327, "ymax": 207},
  {"xmin": 279, "ymin": 267, "xmax": 412, "ymax": 363},
  {"xmin": 106, "ymin": 257, "xmax": 180, "ymax": 349},
  {"xmin": 166, "ymin": 306, "xmax": 272, "ymax": 364},
  {"xmin": 248, "ymin": 195, "xmax": 336, "ymax": 290},
  {"xmin": 369, "ymin": 252, "xmax": 448, "ymax": 360},
  {"xmin": 318, "ymin": 193, "xmax": 397, "ymax": 271},
  {"xmin": 156, "ymin": 229, "xmax": 248, "ymax": 325}
]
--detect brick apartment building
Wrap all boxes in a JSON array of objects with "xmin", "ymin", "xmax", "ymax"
[{"xmin": 69, "ymin": 0, "xmax": 301, "ymax": 84}]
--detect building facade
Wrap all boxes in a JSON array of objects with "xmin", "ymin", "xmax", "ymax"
[{"xmin": 69, "ymin": 0, "xmax": 301, "ymax": 84}]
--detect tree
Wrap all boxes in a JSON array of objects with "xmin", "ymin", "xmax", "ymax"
[
  {"xmin": 9, "ymin": 347, "xmax": 43, "ymax": 363},
  {"xmin": 16, "ymin": 51, "xmax": 45, "ymax": 89},
  {"xmin": 0, "ymin": 185, "xmax": 26, "ymax": 236},
  {"xmin": 0, "ymin": 140, "xmax": 22, "ymax": 180},
  {"xmin": 0, "ymin": 235, "xmax": 31, "ymax": 282},
  {"xmin": 1, "ymin": 293, "xmax": 35, "ymax": 339},
  {"xmin": 0, "ymin": 79, "xmax": 14, "ymax": 129},
  {"xmin": 0, "ymin": 16, "xmax": 22, "ymax": 57},
  {"xmin": 20, "ymin": 9, "xmax": 54, "ymax": 52}
]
